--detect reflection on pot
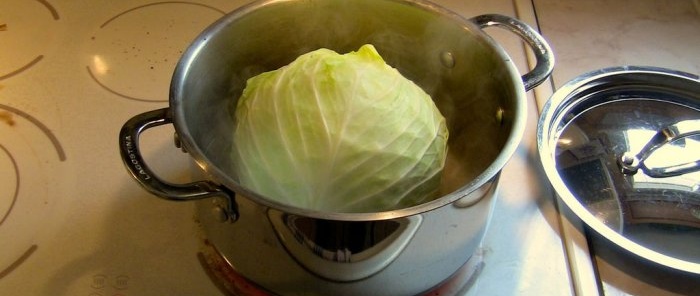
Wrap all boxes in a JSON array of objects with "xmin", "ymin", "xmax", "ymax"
[{"xmin": 269, "ymin": 211, "xmax": 421, "ymax": 282}]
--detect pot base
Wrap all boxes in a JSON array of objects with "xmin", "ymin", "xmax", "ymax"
[{"xmin": 197, "ymin": 239, "xmax": 485, "ymax": 296}]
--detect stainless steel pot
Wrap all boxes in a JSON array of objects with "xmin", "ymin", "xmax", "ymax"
[
  {"xmin": 119, "ymin": 0, "xmax": 553, "ymax": 295},
  {"xmin": 537, "ymin": 66, "xmax": 700, "ymax": 275}
]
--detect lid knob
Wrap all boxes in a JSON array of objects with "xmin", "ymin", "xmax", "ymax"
[
  {"xmin": 617, "ymin": 119, "xmax": 700, "ymax": 178},
  {"xmin": 618, "ymin": 152, "xmax": 641, "ymax": 175}
]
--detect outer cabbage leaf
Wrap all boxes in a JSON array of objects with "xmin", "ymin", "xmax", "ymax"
[{"xmin": 232, "ymin": 44, "xmax": 448, "ymax": 213}]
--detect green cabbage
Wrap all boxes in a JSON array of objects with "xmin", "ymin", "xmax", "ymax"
[{"xmin": 232, "ymin": 44, "xmax": 448, "ymax": 213}]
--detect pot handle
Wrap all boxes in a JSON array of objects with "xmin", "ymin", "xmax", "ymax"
[
  {"xmin": 119, "ymin": 108, "xmax": 238, "ymax": 222},
  {"xmin": 618, "ymin": 119, "xmax": 700, "ymax": 178},
  {"xmin": 470, "ymin": 14, "xmax": 554, "ymax": 91}
]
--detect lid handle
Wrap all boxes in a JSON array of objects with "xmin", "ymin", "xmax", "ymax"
[{"xmin": 618, "ymin": 119, "xmax": 700, "ymax": 178}]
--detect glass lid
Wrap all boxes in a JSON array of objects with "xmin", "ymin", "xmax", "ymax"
[{"xmin": 538, "ymin": 66, "xmax": 700, "ymax": 274}]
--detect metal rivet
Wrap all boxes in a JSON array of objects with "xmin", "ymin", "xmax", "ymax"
[
  {"xmin": 496, "ymin": 108, "xmax": 505, "ymax": 125},
  {"xmin": 440, "ymin": 51, "xmax": 455, "ymax": 68},
  {"xmin": 621, "ymin": 153, "xmax": 636, "ymax": 165}
]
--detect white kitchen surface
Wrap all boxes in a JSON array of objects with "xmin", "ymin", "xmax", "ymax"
[
  {"xmin": 3, "ymin": 0, "xmax": 697, "ymax": 295},
  {"xmin": 0, "ymin": 1, "xmax": 569, "ymax": 295}
]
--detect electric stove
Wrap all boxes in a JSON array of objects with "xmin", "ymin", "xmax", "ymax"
[{"xmin": 2, "ymin": 1, "xmax": 575, "ymax": 295}]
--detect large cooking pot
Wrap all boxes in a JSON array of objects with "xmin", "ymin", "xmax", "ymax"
[{"xmin": 119, "ymin": 0, "xmax": 553, "ymax": 295}]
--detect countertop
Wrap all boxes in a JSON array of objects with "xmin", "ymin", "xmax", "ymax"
[{"xmin": 2, "ymin": 0, "xmax": 699, "ymax": 295}]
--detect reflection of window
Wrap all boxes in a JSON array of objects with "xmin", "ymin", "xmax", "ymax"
[
  {"xmin": 560, "ymin": 159, "xmax": 616, "ymax": 204},
  {"xmin": 559, "ymin": 158, "xmax": 623, "ymax": 231},
  {"xmin": 625, "ymin": 129, "xmax": 700, "ymax": 192}
]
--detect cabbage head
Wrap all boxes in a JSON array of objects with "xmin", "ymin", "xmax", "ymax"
[{"xmin": 232, "ymin": 44, "xmax": 448, "ymax": 213}]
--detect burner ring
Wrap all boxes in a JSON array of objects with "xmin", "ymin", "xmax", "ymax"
[
  {"xmin": 0, "ymin": 104, "xmax": 66, "ymax": 161},
  {"xmin": 0, "ymin": 144, "xmax": 19, "ymax": 226},
  {"xmin": 0, "ymin": 245, "xmax": 37, "ymax": 280},
  {"xmin": 0, "ymin": 103, "xmax": 65, "ymax": 279},
  {"xmin": 99, "ymin": 1, "xmax": 225, "ymax": 28},
  {"xmin": 0, "ymin": 0, "xmax": 59, "ymax": 80},
  {"xmin": 0, "ymin": 56, "xmax": 43, "ymax": 81},
  {"xmin": 86, "ymin": 1, "xmax": 226, "ymax": 102},
  {"xmin": 36, "ymin": 0, "xmax": 60, "ymax": 20}
]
